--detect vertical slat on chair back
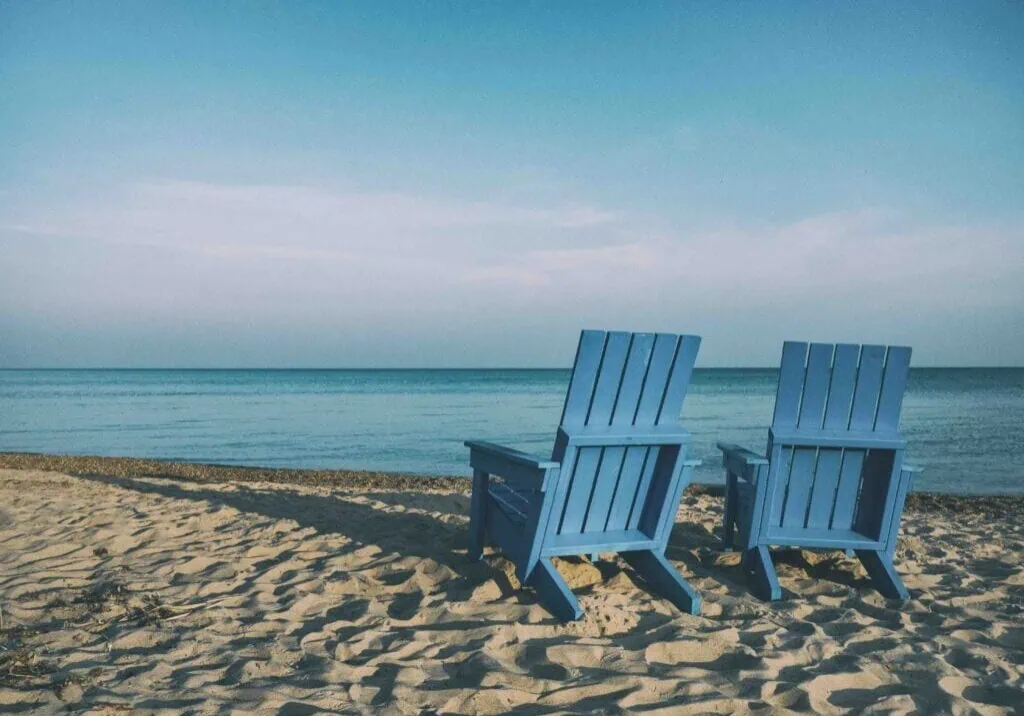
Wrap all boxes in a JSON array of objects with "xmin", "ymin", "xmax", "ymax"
[
  {"xmin": 849, "ymin": 346, "xmax": 887, "ymax": 431},
  {"xmin": 551, "ymin": 330, "xmax": 700, "ymax": 538},
  {"xmin": 771, "ymin": 341, "xmax": 809, "ymax": 430},
  {"xmin": 874, "ymin": 348, "xmax": 912, "ymax": 432},
  {"xmin": 765, "ymin": 342, "xmax": 912, "ymax": 535}
]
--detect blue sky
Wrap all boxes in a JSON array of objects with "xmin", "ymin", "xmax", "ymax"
[{"xmin": 1, "ymin": 1, "xmax": 1022, "ymax": 367}]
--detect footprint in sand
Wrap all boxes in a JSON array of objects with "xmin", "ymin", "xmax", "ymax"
[
  {"xmin": 377, "ymin": 569, "xmax": 415, "ymax": 587},
  {"xmin": 329, "ymin": 597, "xmax": 371, "ymax": 623},
  {"xmin": 826, "ymin": 682, "xmax": 906, "ymax": 711},
  {"xmin": 645, "ymin": 629, "xmax": 752, "ymax": 670},
  {"xmin": 515, "ymin": 643, "xmax": 571, "ymax": 681},
  {"xmin": 761, "ymin": 682, "xmax": 812, "ymax": 711},
  {"xmin": 386, "ymin": 590, "xmax": 423, "ymax": 620},
  {"xmin": 339, "ymin": 631, "xmax": 409, "ymax": 667},
  {"xmin": 945, "ymin": 645, "xmax": 994, "ymax": 673},
  {"xmin": 285, "ymin": 593, "xmax": 329, "ymax": 620},
  {"xmin": 546, "ymin": 643, "xmax": 605, "ymax": 670},
  {"xmin": 821, "ymin": 621, "xmax": 865, "ymax": 641},
  {"xmin": 909, "ymin": 610, "xmax": 945, "ymax": 628},
  {"xmin": 804, "ymin": 607, "xmax": 847, "ymax": 624},
  {"xmin": 961, "ymin": 684, "xmax": 1024, "ymax": 709},
  {"xmin": 993, "ymin": 626, "xmax": 1024, "ymax": 650},
  {"xmin": 738, "ymin": 624, "xmax": 779, "ymax": 649},
  {"xmin": 971, "ymin": 558, "xmax": 1019, "ymax": 580}
]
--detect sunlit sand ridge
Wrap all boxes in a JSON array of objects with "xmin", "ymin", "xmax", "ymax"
[{"xmin": 1, "ymin": 462, "xmax": 1022, "ymax": 714}]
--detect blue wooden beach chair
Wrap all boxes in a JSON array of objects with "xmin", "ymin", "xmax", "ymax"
[
  {"xmin": 465, "ymin": 330, "xmax": 703, "ymax": 621},
  {"xmin": 718, "ymin": 342, "xmax": 921, "ymax": 602}
]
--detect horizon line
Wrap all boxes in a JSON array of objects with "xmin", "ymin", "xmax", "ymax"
[{"xmin": 2, "ymin": 365, "xmax": 1021, "ymax": 371}]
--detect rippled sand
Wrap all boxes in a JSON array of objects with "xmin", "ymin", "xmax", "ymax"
[{"xmin": 1, "ymin": 464, "xmax": 1022, "ymax": 714}]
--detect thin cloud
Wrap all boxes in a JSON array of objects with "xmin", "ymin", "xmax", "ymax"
[
  {"xmin": 1, "ymin": 181, "xmax": 622, "ymax": 261},
  {"xmin": 3, "ymin": 182, "xmax": 1020, "ymax": 342},
  {"xmin": 454, "ymin": 209, "xmax": 1024, "ymax": 314}
]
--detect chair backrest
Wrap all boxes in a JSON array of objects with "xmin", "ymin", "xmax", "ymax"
[
  {"xmin": 763, "ymin": 342, "xmax": 912, "ymax": 541},
  {"xmin": 771, "ymin": 342, "xmax": 911, "ymax": 436},
  {"xmin": 547, "ymin": 330, "xmax": 701, "ymax": 540}
]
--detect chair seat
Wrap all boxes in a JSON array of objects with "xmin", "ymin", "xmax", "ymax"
[
  {"xmin": 733, "ymin": 478, "xmax": 881, "ymax": 550},
  {"xmin": 489, "ymin": 481, "xmax": 540, "ymax": 526}
]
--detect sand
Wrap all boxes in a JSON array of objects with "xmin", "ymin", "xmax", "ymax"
[{"xmin": 1, "ymin": 457, "xmax": 1022, "ymax": 715}]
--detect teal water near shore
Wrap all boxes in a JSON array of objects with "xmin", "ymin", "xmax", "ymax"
[{"xmin": 1, "ymin": 368, "xmax": 1021, "ymax": 494}]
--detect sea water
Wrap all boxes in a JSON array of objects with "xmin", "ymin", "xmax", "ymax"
[{"xmin": 1, "ymin": 368, "xmax": 1021, "ymax": 494}]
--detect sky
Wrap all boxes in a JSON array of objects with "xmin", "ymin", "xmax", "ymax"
[{"xmin": 1, "ymin": 1, "xmax": 1022, "ymax": 367}]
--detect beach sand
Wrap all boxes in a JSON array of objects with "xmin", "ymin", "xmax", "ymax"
[{"xmin": 1, "ymin": 455, "xmax": 1022, "ymax": 714}]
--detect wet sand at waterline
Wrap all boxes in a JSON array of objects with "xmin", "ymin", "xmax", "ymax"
[{"xmin": 1, "ymin": 455, "xmax": 1022, "ymax": 714}]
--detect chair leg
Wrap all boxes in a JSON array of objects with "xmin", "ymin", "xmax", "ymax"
[
  {"xmin": 856, "ymin": 549, "xmax": 909, "ymax": 600},
  {"xmin": 468, "ymin": 469, "xmax": 489, "ymax": 561},
  {"xmin": 722, "ymin": 473, "xmax": 737, "ymax": 552},
  {"xmin": 528, "ymin": 557, "xmax": 584, "ymax": 622},
  {"xmin": 747, "ymin": 546, "xmax": 782, "ymax": 601},
  {"xmin": 623, "ymin": 549, "xmax": 701, "ymax": 616}
]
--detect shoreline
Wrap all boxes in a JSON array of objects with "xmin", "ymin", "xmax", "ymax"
[{"xmin": 1, "ymin": 450, "xmax": 1022, "ymax": 513}]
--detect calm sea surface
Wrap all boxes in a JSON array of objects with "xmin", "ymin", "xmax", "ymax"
[{"xmin": 1, "ymin": 369, "xmax": 1021, "ymax": 494}]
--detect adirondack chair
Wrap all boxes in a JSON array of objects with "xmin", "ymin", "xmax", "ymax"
[
  {"xmin": 718, "ymin": 341, "xmax": 921, "ymax": 602},
  {"xmin": 465, "ymin": 330, "xmax": 703, "ymax": 621}
]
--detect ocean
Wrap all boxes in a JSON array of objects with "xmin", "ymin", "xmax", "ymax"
[{"xmin": 1, "ymin": 368, "xmax": 1021, "ymax": 494}]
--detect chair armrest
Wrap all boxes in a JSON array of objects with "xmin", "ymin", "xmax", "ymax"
[
  {"xmin": 464, "ymin": 441, "xmax": 557, "ymax": 469},
  {"xmin": 901, "ymin": 464, "xmax": 923, "ymax": 473},
  {"xmin": 559, "ymin": 425, "xmax": 690, "ymax": 448},
  {"xmin": 465, "ymin": 440, "xmax": 559, "ymax": 491},
  {"xmin": 717, "ymin": 442, "xmax": 767, "ymax": 482}
]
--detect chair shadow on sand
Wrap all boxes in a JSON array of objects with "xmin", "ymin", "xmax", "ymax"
[
  {"xmin": 65, "ymin": 475, "xmax": 768, "ymax": 639},
  {"xmin": 49, "ymin": 473, "xmax": 986, "ymax": 715},
  {"xmin": 65, "ymin": 472, "xmax": 800, "ymax": 714},
  {"xmin": 73, "ymin": 472, "xmax": 880, "ymax": 612}
]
